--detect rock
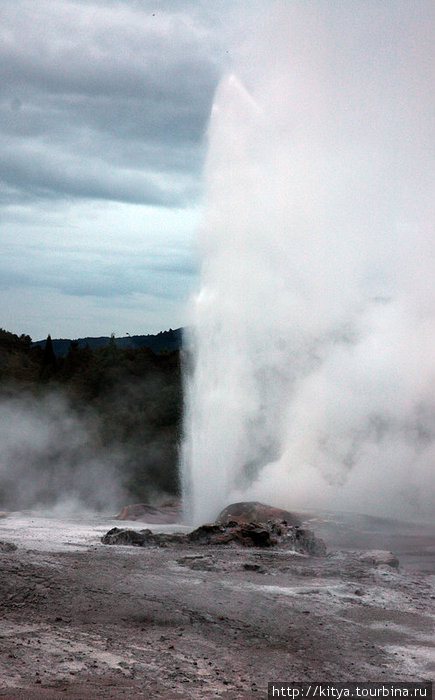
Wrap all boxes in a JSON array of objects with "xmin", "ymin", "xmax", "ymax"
[
  {"xmin": 102, "ymin": 519, "xmax": 326, "ymax": 555},
  {"xmin": 101, "ymin": 527, "xmax": 154, "ymax": 546},
  {"xmin": 292, "ymin": 527, "xmax": 327, "ymax": 556},
  {"xmin": 243, "ymin": 563, "xmax": 265, "ymax": 573},
  {"xmin": 190, "ymin": 518, "xmax": 326, "ymax": 555},
  {"xmin": 115, "ymin": 498, "xmax": 182, "ymax": 524},
  {"xmin": 187, "ymin": 521, "xmax": 282, "ymax": 547},
  {"xmin": 177, "ymin": 555, "xmax": 218, "ymax": 571},
  {"xmin": 101, "ymin": 527, "xmax": 186, "ymax": 547},
  {"xmin": 0, "ymin": 540, "xmax": 17, "ymax": 552},
  {"xmin": 359, "ymin": 550, "xmax": 399, "ymax": 569},
  {"xmin": 216, "ymin": 501, "xmax": 301, "ymax": 526},
  {"xmin": 187, "ymin": 523, "xmax": 227, "ymax": 545},
  {"xmin": 237, "ymin": 523, "xmax": 276, "ymax": 547},
  {"xmin": 0, "ymin": 511, "xmax": 9, "ymax": 519}
]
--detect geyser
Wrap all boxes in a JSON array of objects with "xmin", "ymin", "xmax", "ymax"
[{"xmin": 182, "ymin": 2, "xmax": 434, "ymax": 525}]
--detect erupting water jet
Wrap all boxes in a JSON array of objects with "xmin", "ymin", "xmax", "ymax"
[{"xmin": 182, "ymin": 2, "xmax": 434, "ymax": 525}]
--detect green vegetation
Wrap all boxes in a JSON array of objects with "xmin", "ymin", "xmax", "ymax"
[{"xmin": 0, "ymin": 328, "xmax": 182, "ymax": 503}]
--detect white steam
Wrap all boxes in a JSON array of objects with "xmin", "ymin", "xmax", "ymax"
[
  {"xmin": 0, "ymin": 392, "xmax": 125, "ymax": 512},
  {"xmin": 182, "ymin": 2, "xmax": 434, "ymax": 524}
]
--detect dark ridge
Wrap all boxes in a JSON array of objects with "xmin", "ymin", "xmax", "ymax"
[{"xmin": 32, "ymin": 328, "xmax": 183, "ymax": 357}]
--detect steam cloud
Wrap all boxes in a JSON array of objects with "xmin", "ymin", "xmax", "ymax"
[
  {"xmin": 182, "ymin": 2, "xmax": 434, "ymax": 524},
  {"xmin": 0, "ymin": 391, "xmax": 125, "ymax": 513}
]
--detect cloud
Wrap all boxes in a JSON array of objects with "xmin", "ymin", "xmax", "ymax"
[
  {"xmin": 0, "ymin": 192, "xmax": 201, "ymax": 337},
  {"xmin": 0, "ymin": 0, "xmax": 235, "ymax": 335},
  {"xmin": 0, "ymin": 0, "xmax": 223, "ymax": 207},
  {"xmin": 1, "ymin": 229, "xmax": 198, "ymax": 299},
  {"xmin": 0, "ymin": 142, "xmax": 195, "ymax": 206}
]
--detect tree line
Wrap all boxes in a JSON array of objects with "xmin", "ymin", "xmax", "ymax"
[{"xmin": 0, "ymin": 328, "xmax": 182, "ymax": 503}]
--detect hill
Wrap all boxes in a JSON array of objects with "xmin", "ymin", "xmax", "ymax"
[{"xmin": 32, "ymin": 328, "xmax": 183, "ymax": 357}]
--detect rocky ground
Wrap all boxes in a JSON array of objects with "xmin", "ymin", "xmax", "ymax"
[{"xmin": 0, "ymin": 512, "xmax": 433, "ymax": 699}]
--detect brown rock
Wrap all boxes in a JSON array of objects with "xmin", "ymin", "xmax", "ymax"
[
  {"xmin": 115, "ymin": 498, "xmax": 181, "ymax": 524},
  {"xmin": 216, "ymin": 501, "xmax": 301, "ymax": 526}
]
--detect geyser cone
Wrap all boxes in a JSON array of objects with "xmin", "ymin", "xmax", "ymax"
[{"xmin": 182, "ymin": 3, "xmax": 434, "ymax": 526}]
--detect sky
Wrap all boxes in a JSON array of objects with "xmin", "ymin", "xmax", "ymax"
[
  {"xmin": 1, "ymin": 1, "xmax": 432, "ymax": 342},
  {"xmin": 0, "ymin": 0, "xmax": 249, "ymax": 340}
]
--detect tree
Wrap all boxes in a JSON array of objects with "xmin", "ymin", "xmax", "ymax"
[
  {"xmin": 40, "ymin": 334, "xmax": 57, "ymax": 379},
  {"xmin": 42, "ymin": 335, "xmax": 56, "ymax": 366}
]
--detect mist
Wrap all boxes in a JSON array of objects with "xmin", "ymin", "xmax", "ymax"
[
  {"xmin": 182, "ymin": 2, "xmax": 434, "ymax": 524},
  {"xmin": 0, "ymin": 390, "xmax": 126, "ymax": 513}
]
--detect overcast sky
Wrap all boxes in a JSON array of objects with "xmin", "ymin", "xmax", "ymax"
[
  {"xmin": 1, "ymin": 1, "xmax": 432, "ymax": 341},
  {"xmin": 0, "ymin": 0, "xmax": 248, "ymax": 339}
]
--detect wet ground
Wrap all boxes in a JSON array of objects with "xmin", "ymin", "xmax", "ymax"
[{"xmin": 0, "ymin": 511, "xmax": 433, "ymax": 698}]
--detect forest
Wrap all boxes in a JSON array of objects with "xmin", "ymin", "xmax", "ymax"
[{"xmin": 0, "ymin": 328, "xmax": 182, "ymax": 509}]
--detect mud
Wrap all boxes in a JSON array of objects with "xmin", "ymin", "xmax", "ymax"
[{"xmin": 0, "ymin": 512, "xmax": 433, "ymax": 698}]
